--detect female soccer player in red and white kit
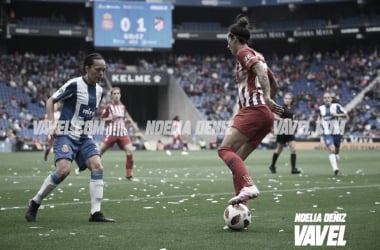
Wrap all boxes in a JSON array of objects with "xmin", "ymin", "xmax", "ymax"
[
  {"xmin": 99, "ymin": 87, "xmax": 135, "ymax": 180},
  {"xmin": 218, "ymin": 14, "xmax": 283, "ymax": 205}
]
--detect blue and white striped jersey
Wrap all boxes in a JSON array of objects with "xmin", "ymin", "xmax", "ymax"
[
  {"xmin": 52, "ymin": 76, "xmax": 103, "ymax": 140},
  {"xmin": 318, "ymin": 103, "xmax": 347, "ymax": 135}
]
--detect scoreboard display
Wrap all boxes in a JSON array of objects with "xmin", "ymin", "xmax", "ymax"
[{"xmin": 93, "ymin": 1, "xmax": 172, "ymax": 50}]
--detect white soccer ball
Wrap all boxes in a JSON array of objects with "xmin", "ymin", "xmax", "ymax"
[{"xmin": 223, "ymin": 204, "xmax": 251, "ymax": 230}]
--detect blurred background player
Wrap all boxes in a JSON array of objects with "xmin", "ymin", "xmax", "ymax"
[
  {"xmin": 317, "ymin": 92, "xmax": 349, "ymax": 176},
  {"xmin": 99, "ymin": 87, "xmax": 135, "ymax": 180},
  {"xmin": 269, "ymin": 93, "xmax": 301, "ymax": 174},
  {"xmin": 166, "ymin": 115, "xmax": 188, "ymax": 156},
  {"xmin": 43, "ymin": 101, "xmax": 62, "ymax": 161}
]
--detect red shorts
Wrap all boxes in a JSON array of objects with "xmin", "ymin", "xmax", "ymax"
[
  {"xmin": 172, "ymin": 135, "xmax": 183, "ymax": 141},
  {"xmin": 232, "ymin": 105, "xmax": 274, "ymax": 147},
  {"xmin": 102, "ymin": 135, "xmax": 131, "ymax": 149}
]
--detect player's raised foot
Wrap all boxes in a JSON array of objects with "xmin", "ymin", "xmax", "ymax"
[
  {"xmin": 75, "ymin": 168, "xmax": 80, "ymax": 175},
  {"xmin": 25, "ymin": 200, "xmax": 40, "ymax": 222},
  {"xmin": 89, "ymin": 211, "xmax": 115, "ymax": 222},
  {"xmin": 269, "ymin": 165, "xmax": 276, "ymax": 174},
  {"xmin": 334, "ymin": 169, "xmax": 339, "ymax": 176},
  {"xmin": 291, "ymin": 168, "xmax": 302, "ymax": 174},
  {"xmin": 228, "ymin": 185, "xmax": 260, "ymax": 205}
]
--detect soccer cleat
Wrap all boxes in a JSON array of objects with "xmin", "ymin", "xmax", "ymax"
[
  {"xmin": 25, "ymin": 200, "xmax": 40, "ymax": 222},
  {"xmin": 269, "ymin": 165, "xmax": 277, "ymax": 174},
  {"xmin": 126, "ymin": 176, "xmax": 133, "ymax": 180},
  {"xmin": 334, "ymin": 169, "xmax": 339, "ymax": 176},
  {"xmin": 75, "ymin": 168, "xmax": 80, "ymax": 175},
  {"xmin": 89, "ymin": 211, "xmax": 115, "ymax": 222},
  {"xmin": 228, "ymin": 185, "xmax": 260, "ymax": 205},
  {"xmin": 291, "ymin": 168, "xmax": 302, "ymax": 174}
]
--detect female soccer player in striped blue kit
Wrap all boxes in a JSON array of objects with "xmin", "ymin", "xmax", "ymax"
[
  {"xmin": 317, "ymin": 92, "xmax": 349, "ymax": 176},
  {"xmin": 25, "ymin": 53, "xmax": 115, "ymax": 222}
]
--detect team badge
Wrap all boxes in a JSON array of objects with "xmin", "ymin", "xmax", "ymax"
[{"xmin": 61, "ymin": 144, "xmax": 69, "ymax": 153}]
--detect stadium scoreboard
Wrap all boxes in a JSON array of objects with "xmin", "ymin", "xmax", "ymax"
[{"xmin": 93, "ymin": 1, "xmax": 172, "ymax": 51}]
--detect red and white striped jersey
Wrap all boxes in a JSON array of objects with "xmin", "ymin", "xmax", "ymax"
[
  {"xmin": 172, "ymin": 120, "xmax": 182, "ymax": 137},
  {"xmin": 235, "ymin": 47, "xmax": 267, "ymax": 109},
  {"xmin": 102, "ymin": 103, "xmax": 128, "ymax": 136}
]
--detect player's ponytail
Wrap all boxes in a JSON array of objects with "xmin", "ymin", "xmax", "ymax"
[{"xmin": 228, "ymin": 14, "xmax": 250, "ymax": 44}]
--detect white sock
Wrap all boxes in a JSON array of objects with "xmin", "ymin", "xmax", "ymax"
[
  {"xmin": 329, "ymin": 153, "xmax": 338, "ymax": 171},
  {"xmin": 336, "ymin": 154, "xmax": 340, "ymax": 161},
  {"xmin": 32, "ymin": 174, "xmax": 57, "ymax": 204},
  {"xmin": 90, "ymin": 178, "xmax": 104, "ymax": 215}
]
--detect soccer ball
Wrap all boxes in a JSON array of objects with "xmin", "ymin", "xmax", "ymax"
[{"xmin": 223, "ymin": 204, "xmax": 251, "ymax": 230}]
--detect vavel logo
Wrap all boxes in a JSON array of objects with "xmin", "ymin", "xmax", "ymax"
[{"xmin": 294, "ymin": 213, "xmax": 347, "ymax": 247}]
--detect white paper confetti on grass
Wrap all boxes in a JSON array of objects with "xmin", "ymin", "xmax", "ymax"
[
  {"xmin": 268, "ymin": 179, "xmax": 279, "ymax": 183},
  {"xmin": 168, "ymin": 202, "xmax": 179, "ymax": 204},
  {"xmin": 144, "ymin": 207, "xmax": 154, "ymax": 209},
  {"xmin": 296, "ymin": 191, "xmax": 304, "ymax": 195},
  {"xmin": 336, "ymin": 207, "xmax": 344, "ymax": 210},
  {"xmin": 313, "ymin": 205, "xmax": 318, "ymax": 208},
  {"xmin": 375, "ymin": 202, "xmax": 380, "ymax": 205},
  {"xmin": 279, "ymin": 229, "xmax": 284, "ymax": 232}
]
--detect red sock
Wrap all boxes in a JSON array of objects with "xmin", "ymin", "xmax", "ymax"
[
  {"xmin": 126, "ymin": 154, "xmax": 133, "ymax": 178},
  {"xmin": 218, "ymin": 146, "xmax": 253, "ymax": 194}
]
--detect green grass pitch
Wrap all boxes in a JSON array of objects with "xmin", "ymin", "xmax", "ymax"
[{"xmin": 0, "ymin": 150, "xmax": 379, "ymax": 250}]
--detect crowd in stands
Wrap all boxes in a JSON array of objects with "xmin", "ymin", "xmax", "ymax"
[
  {"xmin": 0, "ymin": 47, "xmax": 379, "ymax": 150},
  {"xmin": 173, "ymin": 48, "xmax": 380, "ymax": 139}
]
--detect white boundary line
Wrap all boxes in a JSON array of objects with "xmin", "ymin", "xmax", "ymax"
[{"xmin": 1, "ymin": 184, "xmax": 379, "ymax": 211}]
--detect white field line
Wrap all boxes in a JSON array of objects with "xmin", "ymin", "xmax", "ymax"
[{"xmin": 1, "ymin": 184, "xmax": 380, "ymax": 211}]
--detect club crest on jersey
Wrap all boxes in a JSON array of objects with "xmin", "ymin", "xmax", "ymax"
[
  {"xmin": 61, "ymin": 144, "xmax": 69, "ymax": 153},
  {"xmin": 244, "ymin": 54, "xmax": 252, "ymax": 63}
]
